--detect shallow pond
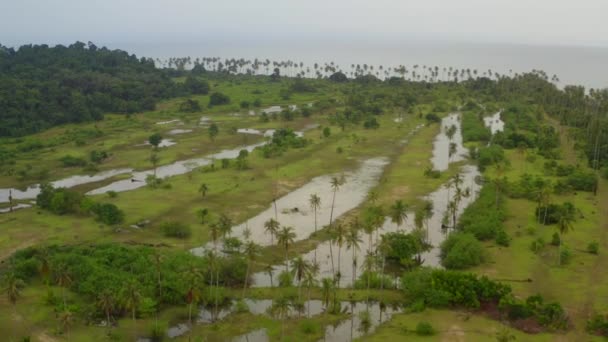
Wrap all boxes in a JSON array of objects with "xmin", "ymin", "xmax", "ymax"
[
  {"xmin": 484, "ymin": 111, "xmax": 505, "ymax": 135},
  {"xmin": 430, "ymin": 113, "xmax": 468, "ymax": 171},
  {"xmin": 192, "ymin": 157, "xmax": 388, "ymax": 254}
]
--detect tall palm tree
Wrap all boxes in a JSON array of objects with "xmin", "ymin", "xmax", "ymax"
[
  {"xmin": 329, "ymin": 175, "xmax": 346, "ymax": 225},
  {"xmin": 389, "ymin": 200, "xmax": 409, "ymax": 230},
  {"xmin": 333, "ymin": 222, "xmax": 347, "ymax": 286},
  {"xmin": 58, "ymin": 308, "xmax": 74, "ymax": 340},
  {"xmin": 185, "ymin": 263, "xmax": 203, "ymax": 331},
  {"xmin": 264, "ymin": 218, "xmax": 280, "ymax": 245},
  {"xmin": 377, "ymin": 238, "xmax": 391, "ymax": 290},
  {"xmin": 363, "ymin": 252, "xmax": 376, "ymax": 301},
  {"xmin": 557, "ymin": 211, "xmax": 574, "ymax": 265},
  {"xmin": 121, "ymin": 280, "xmax": 141, "ymax": 341},
  {"xmin": 218, "ymin": 214, "xmax": 233, "ymax": 240},
  {"xmin": 150, "ymin": 251, "xmax": 164, "ymax": 301},
  {"xmin": 345, "ymin": 226, "xmax": 362, "ymax": 286},
  {"xmin": 309, "ymin": 193, "xmax": 321, "ymax": 262},
  {"xmin": 97, "ymin": 290, "xmax": 115, "ymax": 332},
  {"xmin": 242, "ymin": 241, "xmax": 260, "ymax": 298},
  {"xmin": 303, "ymin": 261, "xmax": 319, "ymax": 314},
  {"xmin": 37, "ymin": 248, "xmax": 51, "ymax": 286},
  {"xmin": 55, "ymin": 263, "xmax": 72, "ymax": 307},
  {"xmin": 291, "ymin": 256, "xmax": 310, "ymax": 301},
  {"xmin": 277, "ymin": 226, "xmax": 296, "ymax": 273},
  {"xmin": 321, "ymin": 277, "xmax": 334, "ymax": 310},
  {"xmin": 209, "ymin": 222, "xmax": 221, "ymax": 253},
  {"xmin": 264, "ymin": 263, "xmax": 275, "ymax": 288},
  {"xmin": 270, "ymin": 296, "xmax": 291, "ymax": 340},
  {"xmin": 150, "ymin": 152, "xmax": 160, "ymax": 178}
]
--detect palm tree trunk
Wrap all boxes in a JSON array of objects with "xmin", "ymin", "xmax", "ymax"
[
  {"xmin": 380, "ymin": 256, "xmax": 386, "ymax": 290},
  {"xmin": 337, "ymin": 245, "xmax": 341, "ymax": 287},
  {"xmin": 215, "ymin": 269, "xmax": 220, "ymax": 322},
  {"xmin": 285, "ymin": 247, "xmax": 289, "ymax": 274},
  {"xmin": 352, "ymin": 248, "xmax": 356, "ymax": 286},
  {"xmin": 307, "ymin": 285, "xmax": 311, "ymax": 318},
  {"xmin": 314, "ymin": 208, "xmax": 318, "ymax": 263},
  {"xmin": 242, "ymin": 261, "xmax": 250, "ymax": 298}
]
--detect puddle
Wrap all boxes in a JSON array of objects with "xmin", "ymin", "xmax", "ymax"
[
  {"xmin": 232, "ymin": 329, "xmax": 268, "ymax": 342},
  {"xmin": 167, "ymin": 323, "xmax": 189, "ymax": 338},
  {"xmin": 321, "ymin": 302, "xmax": 401, "ymax": 342},
  {"xmin": 168, "ymin": 129, "xmax": 193, "ymax": 135},
  {"xmin": 0, "ymin": 203, "xmax": 32, "ymax": 213},
  {"xmin": 139, "ymin": 138, "xmax": 176, "ymax": 148},
  {"xmin": 430, "ymin": 113, "xmax": 468, "ymax": 171},
  {"xmin": 156, "ymin": 119, "xmax": 183, "ymax": 125},
  {"xmin": 484, "ymin": 111, "xmax": 505, "ymax": 135},
  {"xmin": 0, "ymin": 168, "xmax": 134, "ymax": 204},
  {"xmin": 87, "ymin": 142, "xmax": 266, "ymax": 195},
  {"xmin": 199, "ymin": 116, "xmax": 211, "ymax": 125}
]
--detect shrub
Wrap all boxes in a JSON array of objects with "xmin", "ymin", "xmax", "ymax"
[
  {"xmin": 458, "ymin": 185, "xmax": 504, "ymax": 240},
  {"xmin": 587, "ymin": 242, "xmax": 599, "ymax": 254},
  {"xmin": 278, "ymin": 271, "xmax": 293, "ymax": 287},
  {"xmin": 567, "ymin": 170, "xmax": 598, "ymax": 192},
  {"xmin": 161, "ymin": 222, "xmax": 192, "ymax": 239},
  {"xmin": 425, "ymin": 113, "xmax": 441, "ymax": 123},
  {"xmin": 91, "ymin": 203, "xmax": 124, "ymax": 225},
  {"xmin": 587, "ymin": 314, "xmax": 608, "ymax": 336},
  {"xmin": 560, "ymin": 248, "xmax": 571, "ymax": 265},
  {"xmin": 59, "ymin": 155, "xmax": 87, "ymax": 167},
  {"xmin": 106, "ymin": 191, "xmax": 118, "ymax": 198},
  {"xmin": 461, "ymin": 112, "xmax": 491, "ymax": 142},
  {"xmin": 323, "ymin": 127, "xmax": 331, "ymax": 138},
  {"xmin": 495, "ymin": 229, "xmax": 511, "ymax": 247},
  {"xmin": 300, "ymin": 319, "xmax": 320, "ymax": 334},
  {"xmin": 551, "ymin": 232, "xmax": 561, "ymax": 246},
  {"xmin": 530, "ymin": 238, "xmax": 545, "ymax": 254},
  {"xmin": 208, "ymin": 92, "xmax": 230, "ymax": 107},
  {"xmin": 440, "ymin": 233, "xmax": 485, "ymax": 269},
  {"xmin": 415, "ymin": 322, "xmax": 436, "ymax": 336}
]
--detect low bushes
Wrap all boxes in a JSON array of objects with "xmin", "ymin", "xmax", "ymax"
[
  {"xmin": 161, "ymin": 221, "xmax": 192, "ymax": 239},
  {"xmin": 439, "ymin": 232, "xmax": 485, "ymax": 269}
]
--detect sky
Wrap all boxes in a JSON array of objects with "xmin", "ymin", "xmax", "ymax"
[{"xmin": 1, "ymin": 0, "xmax": 608, "ymax": 48}]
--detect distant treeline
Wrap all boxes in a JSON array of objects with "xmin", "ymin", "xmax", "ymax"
[{"xmin": 0, "ymin": 42, "xmax": 207, "ymax": 137}]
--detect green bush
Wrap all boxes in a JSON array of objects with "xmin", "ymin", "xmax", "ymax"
[
  {"xmin": 208, "ymin": 92, "xmax": 230, "ymax": 107},
  {"xmin": 161, "ymin": 222, "xmax": 192, "ymax": 239},
  {"xmin": 415, "ymin": 321, "xmax": 436, "ymax": 336},
  {"xmin": 461, "ymin": 112, "xmax": 491, "ymax": 142},
  {"xmin": 59, "ymin": 155, "xmax": 87, "ymax": 167},
  {"xmin": 300, "ymin": 319, "xmax": 320, "ymax": 334},
  {"xmin": 91, "ymin": 203, "xmax": 124, "ymax": 225},
  {"xmin": 458, "ymin": 185, "xmax": 504, "ymax": 240},
  {"xmin": 587, "ymin": 242, "xmax": 599, "ymax": 254},
  {"xmin": 440, "ymin": 233, "xmax": 485, "ymax": 269}
]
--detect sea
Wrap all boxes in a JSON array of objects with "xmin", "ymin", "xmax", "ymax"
[{"xmin": 109, "ymin": 39, "xmax": 608, "ymax": 90}]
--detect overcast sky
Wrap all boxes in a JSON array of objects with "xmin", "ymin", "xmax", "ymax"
[{"xmin": 1, "ymin": 0, "xmax": 608, "ymax": 47}]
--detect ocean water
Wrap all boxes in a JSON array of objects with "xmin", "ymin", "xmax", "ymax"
[{"xmin": 114, "ymin": 39, "xmax": 608, "ymax": 89}]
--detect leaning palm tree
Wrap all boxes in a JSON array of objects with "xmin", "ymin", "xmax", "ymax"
[
  {"xmin": 389, "ymin": 200, "xmax": 409, "ymax": 230},
  {"xmin": 291, "ymin": 256, "xmax": 310, "ymax": 302},
  {"xmin": 96, "ymin": 290, "xmax": 115, "ymax": 333},
  {"xmin": 264, "ymin": 218, "xmax": 280, "ymax": 245},
  {"xmin": 277, "ymin": 226, "xmax": 296, "ymax": 273},
  {"xmin": 121, "ymin": 280, "xmax": 142, "ymax": 340},
  {"xmin": 345, "ymin": 226, "xmax": 362, "ymax": 287},
  {"xmin": 242, "ymin": 241, "xmax": 260, "ymax": 298}
]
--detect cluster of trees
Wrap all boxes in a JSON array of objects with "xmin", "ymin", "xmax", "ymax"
[
  {"xmin": 0, "ymin": 42, "xmax": 208, "ymax": 136},
  {"xmin": 402, "ymin": 269, "xmax": 569, "ymax": 331},
  {"xmin": 36, "ymin": 184, "xmax": 124, "ymax": 225},
  {"xmin": 259, "ymin": 128, "xmax": 309, "ymax": 158},
  {"xmin": 2, "ymin": 244, "xmax": 246, "ymax": 336}
]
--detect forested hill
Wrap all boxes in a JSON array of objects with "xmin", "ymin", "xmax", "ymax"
[{"xmin": 0, "ymin": 42, "xmax": 194, "ymax": 137}]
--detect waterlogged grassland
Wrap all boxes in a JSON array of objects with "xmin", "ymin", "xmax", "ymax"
[{"xmin": 0, "ymin": 77, "xmax": 333, "ymax": 188}]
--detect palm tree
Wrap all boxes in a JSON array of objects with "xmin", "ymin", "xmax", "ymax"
[
  {"xmin": 277, "ymin": 226, "xmax": 296, "ymax": 273},
  {"xmin": 270, "ymin": 296, "xmax": 291, "ymax": 340},
  {"xmin": 264, "ymin": 263, "xmax": 275, "ymax": 288},
  {"xmin": 309, "ymin": 193, "xmax": 321, "ymax": 263},
  {"xmin": 264, "ymin": 218, "xmax": 280, "ymax": 245},
  {"xmin": 97, "ymin": 290, "xmax": 115, "ymax": 332},
  {"xmin": 58, "ymin": 308, "xmax": 74, "ymax": 340},
  {"xmin": 55, "ymin": 263, "xmax": 72, "ymax": 307},
  {"xmin": 121, "ymin": 280, "xmax": 142, "ymax": 340},
  {"xmin": 196, "ymin": 208, "xmax": 209, "ymax": 225},
  {"xmin": 345, "ymin": 226, "xmax": 362, "ymax": 286},
  {"xmin": 218, "ymin": 214, "xmax": 233, "ymax": 240},
  {"xmin": 389, "ymin": 200, "xmax": 408, "ymax": 230},
  {"xmin": 557, "ymin": 211, "xmax": 574, "ymax": 265},
  {"xmin": 185, "ymin": 263, "xmax": 203, "ymax": 331},
  {"xmin": 150, "ymin": 251, "xmax": 164, "ymax": 301},
  {"xmin": 329, "ymin": 175, "xmax": 346, "ymax": 225},
  {"xmin": 291, "ymin": 256, "xmax": 310, "ymax": 301},
  {"xmin": 321, "ymin": 277, "xmax": 334, "ymax": 310},
  {"xmin": 37, "ymin": 248, "xmax": 51, "ymax": 286},
  {"xmin": 377, "ymin": 238, "xmax": 391, "ymax": 290},
  {"xmin": 333, "ymin": 222, "xmax": 347, "ymax": 286},
  {"xmin": 363, "ymin": 252, "xmax": 376, "ymax": 301},
  {"xmin": 303, "ymin": 262, "xmax": 319, "ymax": 317},
  {"xmin": 150, "ymin": 151, "xmax": 160, "ymax": 177},
  {"xmin": 242, "ymin": 241, "xmax": 260, "ymax": 298},
  {"xmin": 198, "ymin": 183, "xmax": 209, "ymax": 198}
]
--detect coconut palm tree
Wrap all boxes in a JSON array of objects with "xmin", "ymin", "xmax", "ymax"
[
  {"xmin": 264, "ymin": 263, "xmax": 275, "ymax": 288},
  {"xmin": 270, "ymin": 296, "xmax": 291, "ymax": 340},
  {"xmin": 209, "ymin": 222, "xmax": 221, "ymax": 253},
  {"xmin": 321, "ymin": 277, "xmax": 334, "ymax": 310},
  {"xmin": 97, "ymin": 290, "xmax": 115, "ymax": 333},
  {"xmin": 242, "ymin": 241, "xmax": 260, "ymax": 298},
  {"xmin": 150, "ymin": 251, "xmax": 164, "ymax": 301},
  {"xmin": 389, "ymin": 200, "xmax": 409, "ymax": 230},
  {"xmin": 363, "ymin": 252, "xmax": 376, "ymax": 301},
  {"xmin": 185, "ymin": 263, "xmax": 203, "ymax": 330},
  {"xmin": 309, "ymin": 193, "xmax": 321, "ymax": 262},
  {"xmin": 329, "ymin": 175, "xmax": 346, "ymax": 225},
  {"xmin": 55, "ymin": 263, "xmax": 72, "ymax": 307},
  {"xmin": 264, "ymin": 218, "xmax": 280, "ymax": 245},
  {"xmin": 150, "ymin": 151, "xmax": 160, "ymax": 177},
  {"xmin": 332, "ymin": 222, "xmax": 347, "ymax": 286},
  {"xmin": 557, "ymin": 210, "xmax": 574, "ymax": 265},
  {"xmin": 345, "ymin": 226, "xmax": 362, "ymax": 286},
  {"xmin": 121, "ymin": 280, "xmax": 141, "ymax": 341},
  {"xmin": 218, "ymin": 214, "xmax": 233, "ymax": 240},
  {"xmin": 37, "ymin": 248, "xmax": 51, "ymax": 286},
  {"xmin": 291, "ymin": 256, "xmax": 310, "ymax": 301},
  {"xmin": 303, "ymin": 262, "xmax": 319, "ymax": 317},
  {"xmin": 58, "ymin": 308, "xmax": 74, "ymax": 340},
  {"xmin": 377, "ymin": 238, "xmax": 392, "ymax": 290},
  {"xmin": 277, "ymin": 226, "xmax": 296, "ymax": 273}
]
